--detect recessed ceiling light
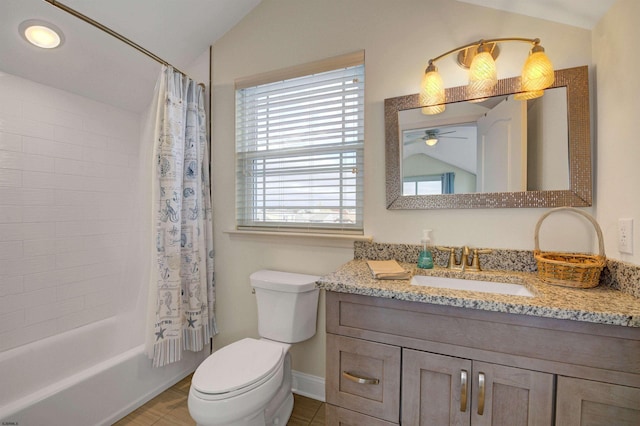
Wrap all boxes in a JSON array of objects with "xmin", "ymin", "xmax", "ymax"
[{"xmin": 19, "ymin": 19, "xmax": 64, "ymax": 49}]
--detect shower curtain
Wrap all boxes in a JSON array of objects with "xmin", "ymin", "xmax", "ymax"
[{"xmin": 147, "ymin": 66, "xmax": 217, "ymax": 367}]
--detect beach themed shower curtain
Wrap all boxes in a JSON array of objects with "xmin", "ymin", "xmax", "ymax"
[{"xmin": 148, "ymin": 66, "xmax": 217, "ymax": 367}]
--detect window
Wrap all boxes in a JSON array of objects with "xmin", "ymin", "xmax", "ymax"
[
  {"xmin": 403, "ymin": 172, "xmax": 455, "ymax": 195},
  {"xmin": 235, "ymin": 53, "xmax": 364, "ymax": 234}
]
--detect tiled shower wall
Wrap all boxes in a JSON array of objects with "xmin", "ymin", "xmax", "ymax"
[{"xmin": 0, "ymin": 71, "xmax": 142, "ymax": 352}]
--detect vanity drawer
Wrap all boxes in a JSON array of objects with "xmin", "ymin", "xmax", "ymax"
[
  {"xmin": 326, "ymin": 333, "xmax": 400, "ymax": 423},
  {"xmin": 326, "ymin": 404, "xmax": 398, "ymax": 426}
]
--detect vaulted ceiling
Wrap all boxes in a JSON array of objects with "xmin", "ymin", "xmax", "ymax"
[{"xmin": 0, "ymin": 0, "xmax": 616, "ymax": 113}]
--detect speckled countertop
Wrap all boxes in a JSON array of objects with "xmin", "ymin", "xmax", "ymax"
[{"xmin": 317, "ymin": 259, "xmax": 640, "ymax": 328}]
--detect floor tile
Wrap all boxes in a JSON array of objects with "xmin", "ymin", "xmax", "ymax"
[{"xmin": 115, "ymin": 373, "xmax": 325, "ymax": 425}]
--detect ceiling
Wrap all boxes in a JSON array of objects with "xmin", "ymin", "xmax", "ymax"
[
  {"xmin": 456, "ymin": 0, "xmax": 617, "ymax": 29},
  {"xmin": 0, "ymin": 0, "xmax": 615, "ymax": 113},
  {"xmin": 0, "ymin": 0, "xmax": 262, "ymax": 112}
]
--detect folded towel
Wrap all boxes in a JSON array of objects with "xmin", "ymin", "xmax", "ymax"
[{"xmin": 366, "ymin": 260, "xmax": 411, "ymax": 280}]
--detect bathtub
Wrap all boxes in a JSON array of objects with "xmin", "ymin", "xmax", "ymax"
[{"xmin": 0, "ymin": 314, "xmax": 207, "ymax": 426}]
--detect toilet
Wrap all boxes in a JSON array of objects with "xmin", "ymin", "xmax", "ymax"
[{"xmin": 188, "ymin": 270, "xmax": 320, "ymax": 426}]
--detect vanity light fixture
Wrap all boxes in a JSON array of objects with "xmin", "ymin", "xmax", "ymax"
[
  {"xmin": 19, "ymin": 19, "xmax": 64, "ymax": 49},
  {"xmin": 420, "ymin": 37, "xmax": 554, "ymax": 114}
]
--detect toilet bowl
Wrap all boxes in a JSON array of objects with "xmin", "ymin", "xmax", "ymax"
[
  {"xmin": 188, "ymin": 270, "xmax": 320, "ymax": 426},
  {"xmin": 188, "ymin": 338, "xmax": 291, "ymax": 426}
]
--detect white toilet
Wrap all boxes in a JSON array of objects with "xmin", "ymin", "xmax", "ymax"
[{"xmin": 188, "ymin": 270, "xmax": 320, "ymax": 426}]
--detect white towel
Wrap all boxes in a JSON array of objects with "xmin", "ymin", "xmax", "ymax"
[{"xmin": 366, "ymin": 260, "xmax": 411, "ymax": 280}]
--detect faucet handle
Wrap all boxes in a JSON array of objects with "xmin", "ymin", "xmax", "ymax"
[
  {"xmin": 436, "ymin": 246, "xmax": 455, "ymax": 252},
  {"xmin": 469, "ymin": 249, "xmax": 492, "ymax": 271},
  {"xmin": 436, "ymin": 246, "xmax": 456, "ymax": 268}
]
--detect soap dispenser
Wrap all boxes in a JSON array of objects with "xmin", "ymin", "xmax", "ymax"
[{"xmin": 417, "ymin": 229, "xmax": 434, "ymax": 269}]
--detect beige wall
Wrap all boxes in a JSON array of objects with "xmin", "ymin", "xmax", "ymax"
[
  {"xmin": 593, "ymin": 0, "xmax": 640, "ymax": 265},
  {"xmin": 209, "ymin": 0, "xmax": 633, "ymax": 379}
]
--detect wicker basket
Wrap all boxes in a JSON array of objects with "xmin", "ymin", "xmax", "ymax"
[{"xmin": 534, "ymin": 207, "xmax": 606, "ymax": 288}]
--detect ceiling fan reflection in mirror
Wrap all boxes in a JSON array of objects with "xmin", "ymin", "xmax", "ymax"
[{"xmin": 408, "ymin": 129, "xmax": 468, "ymax": 146}]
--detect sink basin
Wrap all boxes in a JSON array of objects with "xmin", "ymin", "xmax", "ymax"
[{"xmin": 411, "ymin": 275, "xmax": 535, "ymax": 297}]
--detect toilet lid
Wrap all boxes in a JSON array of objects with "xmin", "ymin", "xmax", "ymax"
[{"xmin": 192, "ymin": 338, "xmax": 284, "ymax": 395}]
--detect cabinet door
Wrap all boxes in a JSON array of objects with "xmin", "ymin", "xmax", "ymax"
[
  {"xmin": 402, "ymin": 349, "xmax": 472, "ymax": 426},
  {"xmin": 471, "ymin": 361, "xmax": 554, "ymax": 426},
  {"xmin": 556, "ymin": 376, "xmax": 640, "ymax": 425},
  {"xmin": 326, "ymin": 334, "xmax": 401, "ymax": 423}
]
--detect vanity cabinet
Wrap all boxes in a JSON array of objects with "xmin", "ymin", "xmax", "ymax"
[
  {"xmin": 326, "ymin": 334, "xmax": 400, "ymax": 424},
  {"xmin": 402, "ymin": 349, "xmax": 553, "ymax": 425},
  {"xmin": 325, "ymin": 291, "xmax": 640, "ymax": 426},
  {"xmin": 556, "ymin": 377, "xmax": 640, "ymax": 425}
]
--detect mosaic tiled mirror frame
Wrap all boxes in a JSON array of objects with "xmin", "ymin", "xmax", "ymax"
[{"xmin": 385, "ymin": 66, "xmax": 591, "ymax": 209}]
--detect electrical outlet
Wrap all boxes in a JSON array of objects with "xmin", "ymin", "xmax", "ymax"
[{"xmin": 618, "ymin": 218, "xmax": 633, "ymax": 254}]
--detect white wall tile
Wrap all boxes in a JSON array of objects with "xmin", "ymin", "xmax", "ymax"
[
  {"xmin": 0, "ymin": 132, "xmax": 22, "ymax": 152},
  {"xmin": 22, "ymin": 136, "xmax": 83, "ymax": 160},
  {"xmin": 0, "ymin": 309, "xmax": 24, "ymax": 333},
  {"xmin": 56, "ymin": 303, "xmax": 116, "ymax": 334},
  {"xmin": 0, "ymin": 287, "xmax": 57, "ymax": 314},
  {"xmin": 0, "ymin": 320, "xmax": 58, "ymax": 352},
  {"xmin": 56, "ymin": 275, "xmax": 113, "ymax": 300},
  {"xmin": 85, "ymin": 287, "xmax": 117, "ymax": 309},
  {"xmin": 55, "ymin": 157, "xmax": 107, "ymax": 177},
  {"xmin": 24, "ymin": 102, "xmax": 81, "ymax": 130},
  {"xmin": 0, "ymin": 206, "xmax": 22, "ymax": 223},
  {"xmin": 18, "ymin": 118, "xmax": 55, "ymax": 140},
  {"xmin": 0, "ymin": 188, "xmax": 55, "ymax": 206},
  {"xmin": 55, "ymin": 236, "xmax": 85, "ymax": 253},
  {"xmin": 0, "ymin": 276, "xmax": 23, "ymax": 297},
  {"xmin": 55, "ymin": 189, "xmax": 100, "ymax": 206},
  {"xmin": 54, "ymin": 126, "xmax": 109, "ymax": 150},
  {"xmin": 0, "ymin": 169, "xmax": 22, "ymax": 187},
  {"xmin": 0, "ymin": 72, "xmax": 142, "ymax": 351},
  {"xmin": 23, "ymin": 205, "xmax": 88, "ymax": 223},
  {"xmin": 0, "ymin": 255, "xmax": 56, "ymax": 278},
  {"xmin": 0, "ymin": 241, "xmax": 23, "ymax": 260},
  {"xmin": 0, "ymin": 223, "xmax": 55, "ymax": 241},
  {"xmin": 24, "ymin": 296, "xmax": 84, "ymax": 326},
  {"xmin": 23, "ymin": 170, "xmax": 85, "ymax": 191},
  {"xmin": 0, "ymin": 151, "xmax": 55, "ymax": 173},
  {"xmin": 23, "ymin": 239, "xmax": 56, "ymax": 257}
]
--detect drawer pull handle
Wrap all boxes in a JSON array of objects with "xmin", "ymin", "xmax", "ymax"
[
  {"xmin": 460, "ymin": 369, "xmax": 468, "ymax": 412},
  {"xmin": 342, "ymin": 371, "xmax": 380, "ymax": 385},
  {"xmin": 478, "ymin": 372, "xmax": 486, "ymax": 416}
]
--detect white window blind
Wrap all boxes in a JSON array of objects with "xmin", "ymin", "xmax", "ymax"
[{"xmin": 236, "ymin": 55, "xmax": 364, "ymax": 234}]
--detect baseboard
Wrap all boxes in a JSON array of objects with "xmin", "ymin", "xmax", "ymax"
[{"xmin": 291, "ymin": 370, "xmax": 325, "ymax": 402}]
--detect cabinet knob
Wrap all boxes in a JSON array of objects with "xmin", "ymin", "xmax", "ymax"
[{"xmin": 342, "ymin": 371, "xmax": 380, "ymax": 385}]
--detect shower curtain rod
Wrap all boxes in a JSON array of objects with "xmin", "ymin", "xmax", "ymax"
[{"xmin": 43, "ymin": 0, "xmax": 206, "ymax": 89}]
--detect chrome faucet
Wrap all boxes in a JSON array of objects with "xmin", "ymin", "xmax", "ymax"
[{"xmin": 438, "ymin": 246, "xmax": 492, "ymax": 272}]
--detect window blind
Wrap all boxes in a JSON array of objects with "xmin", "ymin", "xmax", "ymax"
[{"xmin": 236, "ymin": 58, "xmax": 364, "ymax": 233}]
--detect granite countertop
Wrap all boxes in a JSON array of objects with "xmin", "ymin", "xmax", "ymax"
[{"xmin": 317, "ymin": 259, "xmax": 640, "ymax": 327}]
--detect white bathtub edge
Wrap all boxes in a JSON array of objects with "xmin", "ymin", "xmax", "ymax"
[{"xmin": 1, "ymin": 344, "xmax": 207, "ymax": 426}]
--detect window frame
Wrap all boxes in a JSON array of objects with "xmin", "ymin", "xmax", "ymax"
[{"xmin": 234, "ymin": 52, "xmax": 365, "ymax": 235}]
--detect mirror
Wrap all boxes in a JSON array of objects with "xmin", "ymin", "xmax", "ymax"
[{"xmin": 385, "ymin": 66, "xmax": 591, "ymax": 209}]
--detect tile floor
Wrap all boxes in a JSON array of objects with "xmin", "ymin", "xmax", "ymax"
[{"xmin": 113, "ymin": 373, "xmax": 325, "ymax": 425}]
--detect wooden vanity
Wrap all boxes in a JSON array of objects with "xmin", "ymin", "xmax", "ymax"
[{"xmin": 319, "ymin": 260, "xmax": 640, "ymax": 425}]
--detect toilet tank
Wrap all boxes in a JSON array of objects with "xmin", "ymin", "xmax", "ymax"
[{"xmin": 250, "ymin": 270, "xmax": 320, "ymax": 343}]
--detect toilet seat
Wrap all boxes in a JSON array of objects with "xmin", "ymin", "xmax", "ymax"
[{"xmin": 191, "ymin": 338, "xmax": 285, "ymax": 401}]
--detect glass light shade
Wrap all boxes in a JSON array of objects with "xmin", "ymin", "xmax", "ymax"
[
  {"xmin": 467, "ymin": 50, "xmax": 497, "ymax": 100},
  {"xmin": 24, "ymin": 25, "xmax": 61, "ymax": 48},
  {"xmin": 425, "ymin": 138, "xmax": 438, "ymax": 146},
  {"xmin": 420, "ymin": 66, "xmax": 445, "ymax": 115},
  {"xmin": 515, "ymin": 48, "xmax": 554, "ymax": 100}
]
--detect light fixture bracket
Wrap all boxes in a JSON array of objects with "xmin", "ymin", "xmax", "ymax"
[{"xmin": 456, "ymin": 42, "xmax": 500, "ymax": 69}]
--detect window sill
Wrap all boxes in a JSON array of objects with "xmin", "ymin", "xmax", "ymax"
[{"xmin": 224, "ymin": 229, "xmax": 372, "ymax": 242}]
